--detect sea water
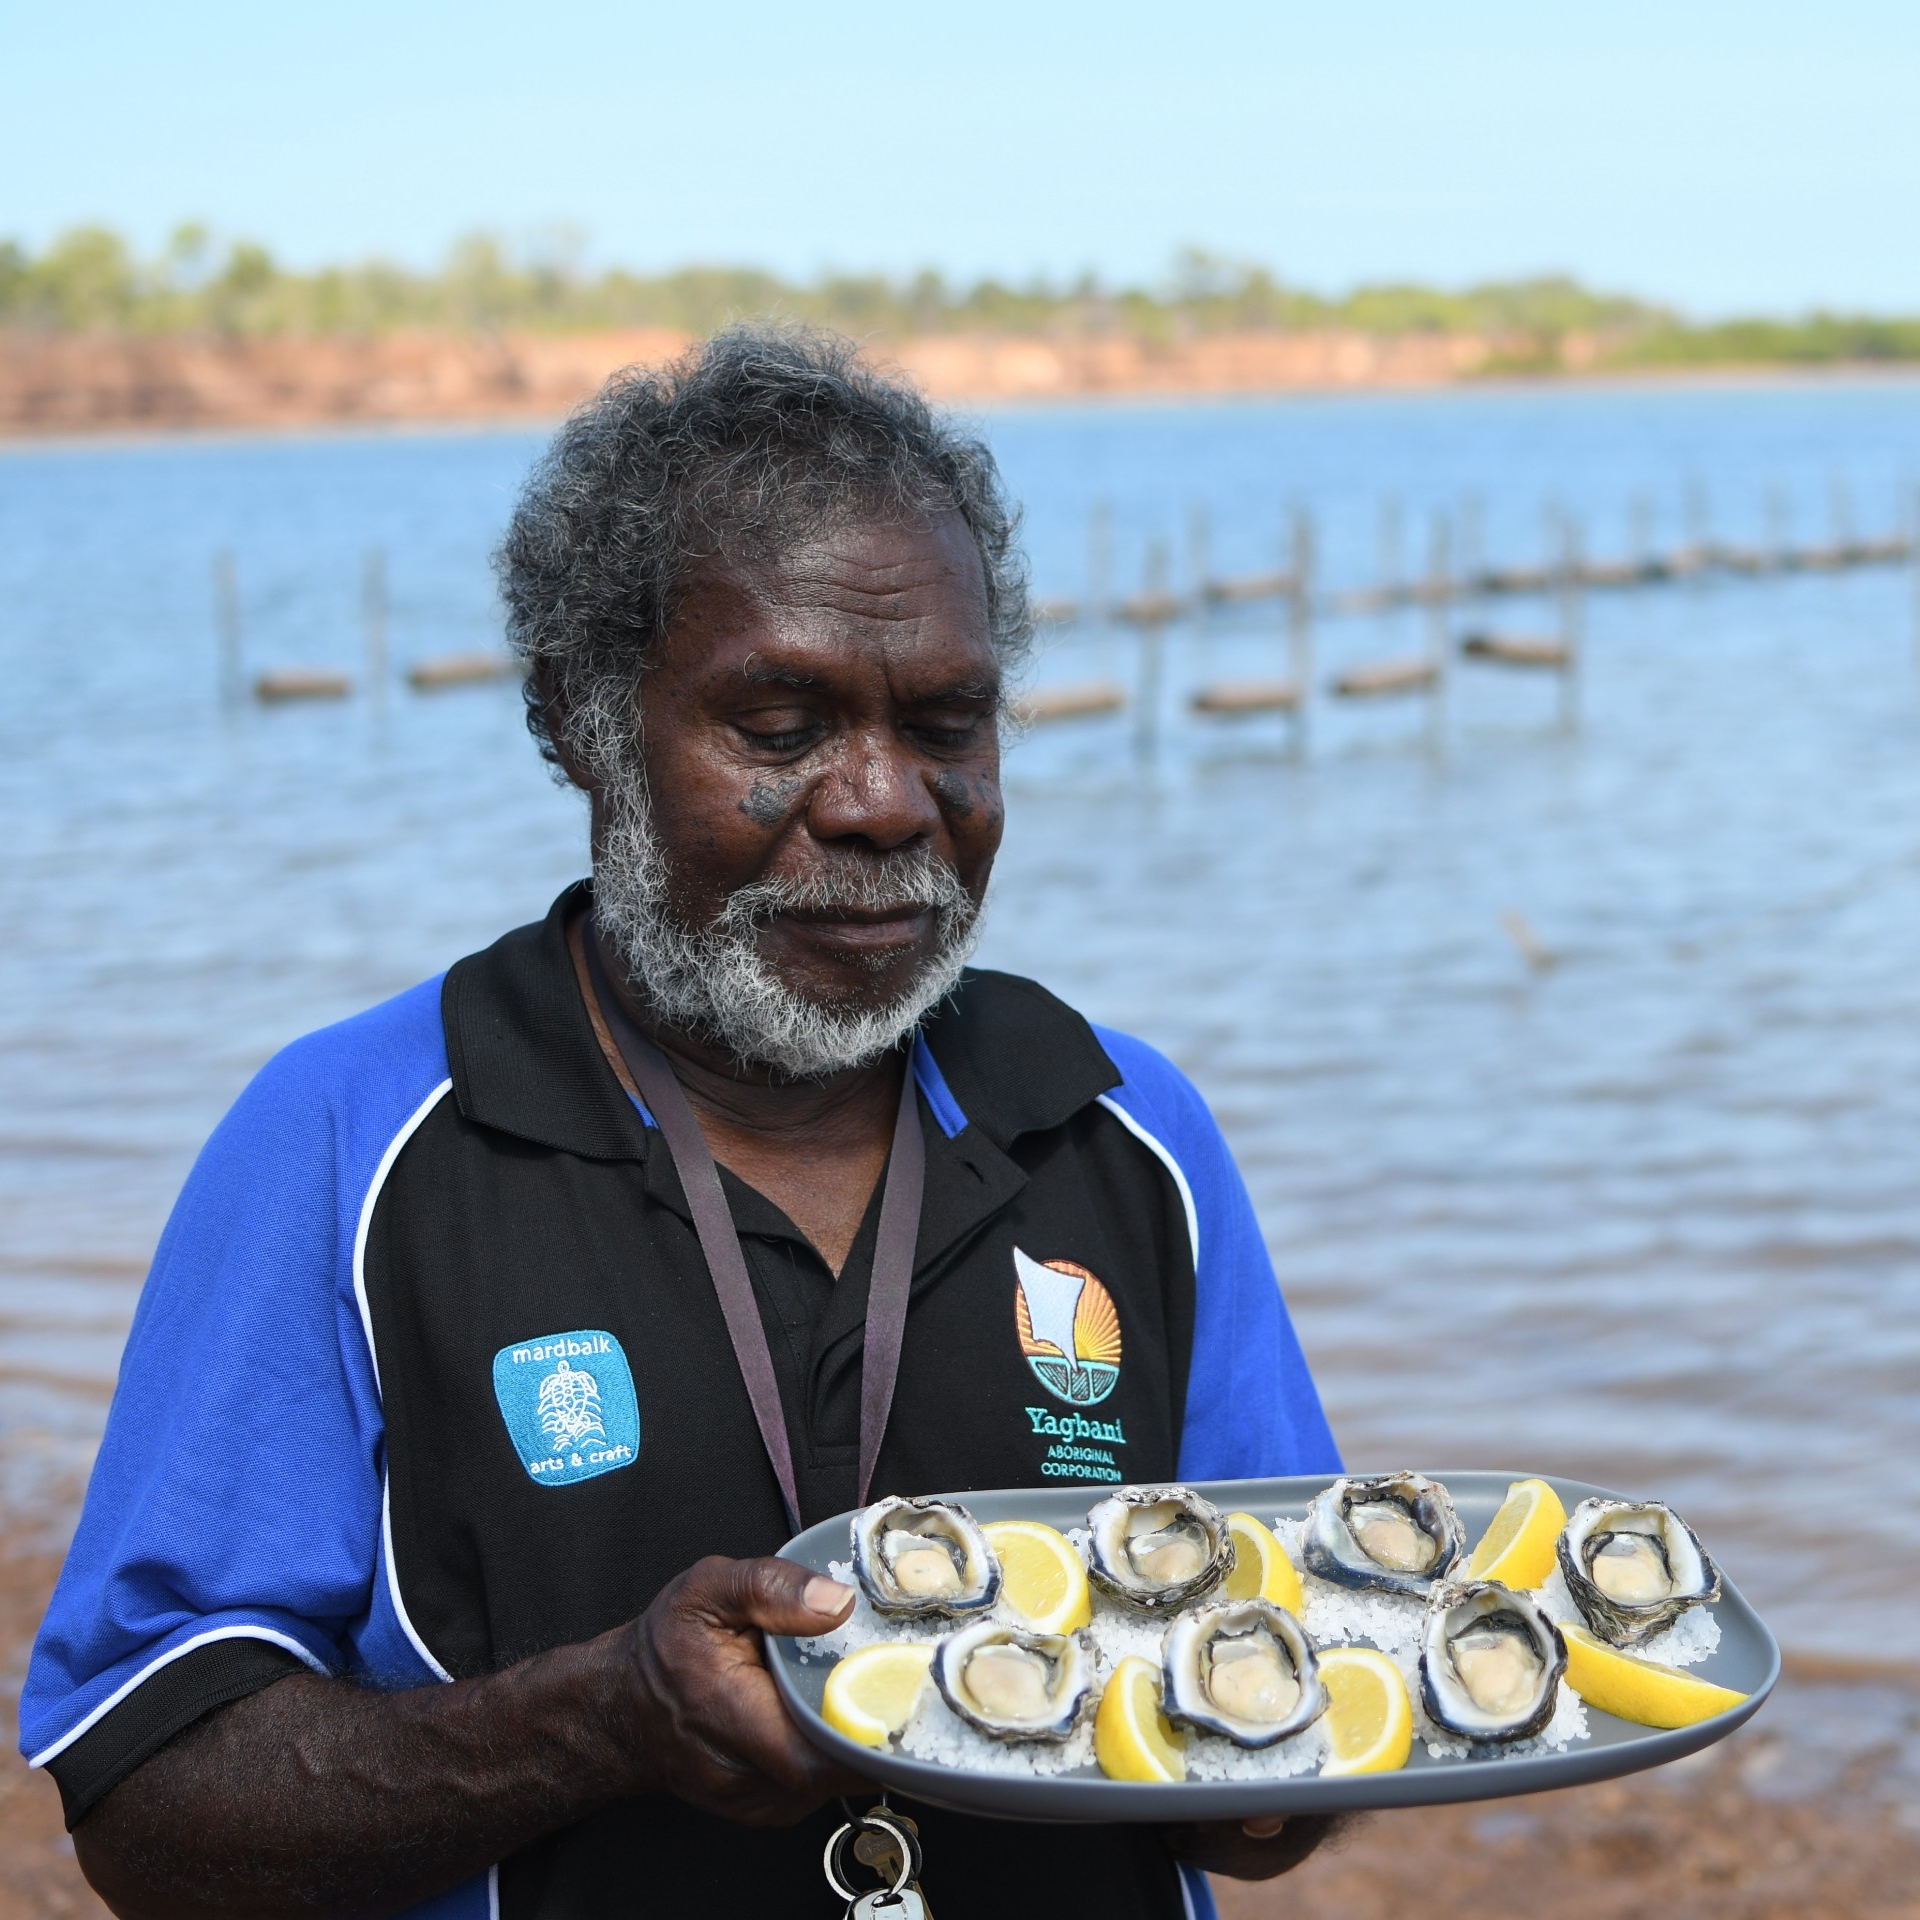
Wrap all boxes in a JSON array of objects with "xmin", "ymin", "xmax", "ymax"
[{"xmin": 2, "ymin": 381, "xmax": 1918, "ymax": 1674}]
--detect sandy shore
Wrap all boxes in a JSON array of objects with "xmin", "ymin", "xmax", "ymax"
[
  {"xmin": 1223, "ymin": 1680, "xmax": 1920, "ymax": 1920},
  {"xmin": 0, "ymin": 327, "xmax": 1505, "ymax": 437},
  {"xmin": 3, "ymin": 1529, "xmax": 1913, "ymax": 1920}
]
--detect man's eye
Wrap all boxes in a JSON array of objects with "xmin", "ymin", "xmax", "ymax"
[
  {"xmin": 911, "ymin": 714, "xmax": 987, "ymax": 748},
  {"xmin": 737, "ymin": 718, "xmax": 820, "ymax": 752}
]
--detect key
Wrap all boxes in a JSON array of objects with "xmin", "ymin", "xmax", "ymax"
[
  {"xmin": 853, "ymin": 1811, "xmax": 921, "ymax": 1885},
  {"xmin": 849, "ymin": 1891, "xmax": 928, "ymax": 1920}
]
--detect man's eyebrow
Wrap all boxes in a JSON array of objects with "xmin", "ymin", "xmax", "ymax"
[
  {"xmin": 913, "ymin": 678, "xmax": 1001, "ymax": 704},
  {"xmin": 737, "ymin": 660, "xmax": 823, "ymax": 690}
]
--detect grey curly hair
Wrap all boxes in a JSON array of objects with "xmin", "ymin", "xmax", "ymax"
[{"xmin": 495, "ymin": 323, "xmax": 1033, "ymax": 783}]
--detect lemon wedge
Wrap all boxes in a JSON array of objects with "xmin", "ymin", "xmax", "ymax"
[
  {"xmin": 1467, "ymin": 1477, "xmax": 1569, "ymax": 1590},
  {"xmin": 981, "ymin": 1520, "xmax": 1092, "ymax": 1633},
  {"xmin": 821, "ymin": 1642, "xmax": 934, "ymax": 1750},
  {"xmin": 1560, "ymin": 1623, "xmax": 1747, "ymax": 1729},
  {"xmin": 1222, "ymin": 1512, "xmax": 1305, "ymax": 1612},
  {"xmin": 1094, "ymin": 1655, "xmax": 1188, "ymax": 1782},
  {"xmin": 1317, "ymin": 1646, "xmax": 1414, "ymax": 1775}
]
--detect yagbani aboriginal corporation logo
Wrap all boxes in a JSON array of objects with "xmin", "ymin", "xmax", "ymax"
[
  {"xmin": 491, "ymin": 1329, "xmax": 641, "ymax": 1487},
  {"xmin": 1013, "ymin": 1247, "xmax": 1123, "ymax": 1407}
]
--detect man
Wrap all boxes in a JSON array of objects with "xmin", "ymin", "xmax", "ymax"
[{"xmin": 22, "ymin": 328, "xmax": 1342, "ymax": 1919}]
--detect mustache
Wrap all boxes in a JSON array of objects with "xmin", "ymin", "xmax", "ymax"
[{"xmin": 718, "ymin": 847, "xmax": 971, "ymax": 932}]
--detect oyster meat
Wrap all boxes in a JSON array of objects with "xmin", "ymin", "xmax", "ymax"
[
  {"xmin": 1162, "ymin": 1598, "xmax": 1327, "ymax": 1748},
  {"xmin": 1420, "ymin": 1580, "xmax": 1567, "ymax": 1743},
  {"xmin": 1084, "ymin": 1486, "xmax": 1233, "ymax": 1612},
  {"xmin": 851, "ymin": 1496, "xmax": 1001, "ymax": 1618},
  {"xmin": 1301, "ymin": 1472, "xmax": 1465, "ymax": 1597},
  {"xmin": 932, "ymin": 1620, "xmax": 1093, "ymax": 1742},
  {"xmin": 1557, "ymin": 1497, "xmax": 1719, "ymax": 1647}
]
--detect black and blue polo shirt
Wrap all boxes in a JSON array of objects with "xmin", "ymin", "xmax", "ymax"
[{"xmin": 23, "ymin": 883, "xmax": 1339, "ymax": 1920}]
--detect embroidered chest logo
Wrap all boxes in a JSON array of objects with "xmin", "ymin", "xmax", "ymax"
[
  {"xmin": 1013, "ymin": 1247, "xmax": 1123, "ymax": 1407},
  {"xmin": 492, "ymin": 1330, "xmax": 641, "ymax": 1486}
]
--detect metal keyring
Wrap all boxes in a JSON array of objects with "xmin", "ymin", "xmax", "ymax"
[
  {"xmin": 822, "ymin": 1812, "xmax": 915, "ymax": 1904},
  {"xmin": 837, "ymin": 1797, "xmax": 923, "ymax": 1883}
]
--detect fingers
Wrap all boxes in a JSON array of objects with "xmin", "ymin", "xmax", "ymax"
[
  {"xmin": 664, "ymin": 1672, "xmax": 871, "ymax": 1827},
  {"xmin": 1244, "ymin": 1813, "xmax": 1344, "ymax": 1876},
  {"xmin": 682, "ymin": 1555, "xmax": 854, "ymax": 1636},
  {"xmin": 1161, "ymin": 1812, "xmax": 1347, "ymax": 1881}
]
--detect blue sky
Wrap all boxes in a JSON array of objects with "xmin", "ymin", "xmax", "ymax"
[{"xmin": 6, "ymin": 0, "xmax": 1917, "ymax": 314}]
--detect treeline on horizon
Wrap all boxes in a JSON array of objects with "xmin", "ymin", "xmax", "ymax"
[{"xmin": 5, "ymin": 225, "xmax": 1920, "ymax": 370}]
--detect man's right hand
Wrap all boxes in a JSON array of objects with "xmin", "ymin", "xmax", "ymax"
[{"xmin": 614, "ymin": 1554, "xmax": 867, "ymax": 1824}]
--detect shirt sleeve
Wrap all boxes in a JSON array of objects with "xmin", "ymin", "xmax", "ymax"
[
  {"xmin": 1091, "ymin": 1026, "xmax": 1342, "ymax": 1482},
  {"xmin": 18, "ymin": 980, "xmax": 451, "ymax": 1810}
]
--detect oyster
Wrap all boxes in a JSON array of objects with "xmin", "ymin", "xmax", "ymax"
[
  {"xmin": 850, "ymin": 1496, "xmax": 1001, "ymax": 1619},
  {"xmin": 1557, "ymin": 1498, "xmax": 1719, "ymax": 1647},
  {"xmin": 1301, "ymin": 1473, "xmax": 1465, "ymax": 1597},
  {"xmin": 1084, "ymin": 1486, "xmax": 1233, "ymax": 1612},
  {"xmin": 1162, "ymin": 1599, "xmax": 1327, "ymax": 1748},
  {"xmin": 1420, "ymin": 1580, "xmax": 1567, "ymax": 1743},
  {"xmin": 932, "ymin": 1620, "xmax": 1093, "ymax": 1742}
]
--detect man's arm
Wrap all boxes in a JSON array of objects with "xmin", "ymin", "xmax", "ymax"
[{"xmin": 75, "ymin": 1558, "xmax": 861, "ymax": 1920}]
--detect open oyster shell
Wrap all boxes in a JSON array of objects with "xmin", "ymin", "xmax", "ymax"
[
  {"xmin": 1557, "ymin": 1497, "xmax": 1719, "ymax": 1647},
  {"xmin": 1084, "ymin": 1485, "xmax": 1233, "ymax": 1612},
  {"xmin": 850, "ymin": 1496, "xmax": 1001, "ymax": 1619},
  {"xmin": 1420, "ymin": 1580, "xmax": 1567, "ymax": 1743},
  {"xmin": 1301, "ymin": 1472, "xmax": 1466, "ymax": 1597},
  {"xmin": 932, "ymin": 1620, "xmax": 1093, "ymax": 1742},
  {"xmin": 1162, "ymin": 1598, "xmax": 1327, "ymax": 1748}
]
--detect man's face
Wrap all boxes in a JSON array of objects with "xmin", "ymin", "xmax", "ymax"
[{"xmin": 592, "ymin": 509, "xmax": 1005, "ymax": 1065}]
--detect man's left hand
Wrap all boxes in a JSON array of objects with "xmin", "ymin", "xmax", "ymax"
[{"xmin": 1160, "ymin": 1812, "xmax": 1345, "ymax": 1881}]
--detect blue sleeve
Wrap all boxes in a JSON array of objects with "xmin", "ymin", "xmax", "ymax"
[
  {"xmin": 1091, "ymin": 1026, "xmax": 1342, "ymax": 1483},
  {"xmin": 19, "ymin": 978, "xmax": 452, "ymax": 1768}
]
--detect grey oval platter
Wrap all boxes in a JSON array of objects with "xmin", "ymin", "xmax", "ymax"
[{"xmin": 768, "ymin": 1470, "xmax": 1778, "ymax": 1821}]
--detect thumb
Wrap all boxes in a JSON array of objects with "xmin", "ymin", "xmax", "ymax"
[{"xmin": 687, "ymin": 1554, "xmax": 856, "ymax": 1635}]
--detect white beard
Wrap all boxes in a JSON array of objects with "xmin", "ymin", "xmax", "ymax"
[{"xmin": 592, "ymin": 782, "xmax": 982, "ymax": 1080}]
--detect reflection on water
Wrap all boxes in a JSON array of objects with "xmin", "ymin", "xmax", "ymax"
[{"xmin": 2, "ymin": 386, "xmax": 1917, "ymax": 1664}]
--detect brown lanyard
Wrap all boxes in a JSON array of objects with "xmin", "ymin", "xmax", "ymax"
[{"xmin": 583, "ymin": 923, "xmax": 926, "ymax": 1534}]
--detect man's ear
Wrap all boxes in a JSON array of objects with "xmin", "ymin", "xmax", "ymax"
[{"xmin": 535, "ymin": 667, "xmax": 601, "ymax": 799}]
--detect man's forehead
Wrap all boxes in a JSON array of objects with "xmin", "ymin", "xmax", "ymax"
[
  {"xmin": 667, "ymin": 512, "xmax": 994, "ymax": 684},
  {"xmin": 682, "ymin": 512, "xmax": 986, "ymax": 618}
]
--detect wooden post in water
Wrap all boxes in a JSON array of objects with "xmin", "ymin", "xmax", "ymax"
[
  {"xmin": 362, "ymin": 550, "xmax": 389, "ymax": 711},
  {"xmin": 1830, "ymin": 473, "xmax": 1856, "ymax": 553},
  {"xmin": 1088, "ymin": 502, "xmax": 1114, "ymax": 629},
  {"xmin": 1187, "ymin": 502, "xmax": 1214, "ymax": 609},
  {"xmin": 1460, "ymin": 493, "xmax": 1486, "ymax": 585},
  {"xmin": 1685, "ymin": 478, "xmax": 1710, "ymax": 576},
  {"xmin": 1765, "ymin": 485, "xmax": 1789, "ymax": 569},
  {"xmin": 1135, "ymin": 539, "xmax": 1170, "ymax": 766},
  {"xmin": 1425, "ymin": 515, "xmax": 1450, "ymax": 753},
  {"xmin": 214, "ymin": 550, "xmax": 243, "ymax": 708},
  {"xmin": 1630, "ymin": 493, "xmax": 1654, "ymax": 570},
  {"xmin": 1911, "ymin": 486, "xmax": 1920, "ymax": 674},
  {"xmin": 1289, "ymin": 507, "xmax": 1315, "ymax": 755},
  {"xmin": 1558, "ymin": 512, "xmax": 1585, "ymax": 731},
  {"xmin": 1379, "ymin": 498, "xmax": 1404, "ymax": 598}
]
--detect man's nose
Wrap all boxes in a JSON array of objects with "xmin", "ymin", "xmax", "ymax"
[{"xmin": 805, "ymin": 734, "xmax": 941, "ymax": 850}]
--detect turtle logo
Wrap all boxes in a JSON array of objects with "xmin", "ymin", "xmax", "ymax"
[
  {"xmin": 1014, "ymin": 1248, "xmax": 1122, "ymax": 1407},
  {"xmin": 536, "ymin": 1360, "xmax": 606, "ymax": 1449}
]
